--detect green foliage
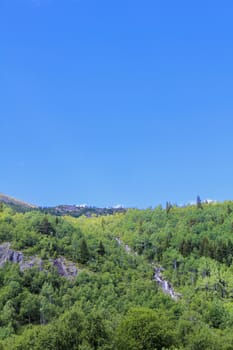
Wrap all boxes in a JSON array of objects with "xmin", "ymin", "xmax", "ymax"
[
  {"xmin": 37, "ymin": 217, "xmax": 56, "ymax": 236},
  {"xmin": 1, "ymin": 201, "xmax": 233, "ymax": 348},
  {"xmin": 97, "ymin": 241, "xmax": 106, "ymax": 256},
  {"xmin": 116, "ymin": 307, "xmax": 176, "ymax": 350},
  {"xmin": 78, "ymin": 238, "xmax": 90, "ymax": 264}
]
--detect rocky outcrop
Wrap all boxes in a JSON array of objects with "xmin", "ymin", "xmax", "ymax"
[
  {"xmin": 0, "ymin": 243, "xmax": 28, "ymax": 268},
  {"xmin": 50, "ymin": 257, "xmax": 77, "ymax": 278},
  {"xmin": 0, "ymin": 243, "xmax": 77, "ymax": 278}
]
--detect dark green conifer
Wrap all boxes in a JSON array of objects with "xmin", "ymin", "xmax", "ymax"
[
  {"xmin": 79, "ymin": 238, "xmax": 90, "ymax": 264},
  {"xmin": 97, "ymin": 241, "xmax": 105, "ymax": 256}
]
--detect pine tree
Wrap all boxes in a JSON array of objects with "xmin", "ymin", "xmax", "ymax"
[
  {"xmin": 79, "ymin": 238, "xmax": 90, "ymax": 264},
  {"xmin": 166, "ymin": 201, "xmax": 172, "ymax": 214},
  {"xmin": 37, "ymin": 217, "xmax": 56, "ymax": 236},
  {"xmin": 196, "ymin": 195, "xmax": 203, "ymax": 209},
  {"xmin": 97, "ymin": 241, "xmax": 105, "ymax": 256}
]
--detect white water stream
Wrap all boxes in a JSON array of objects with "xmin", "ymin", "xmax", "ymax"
[
  {"xmin": 153, "ymin": 267, "xmax": 179, "ymax": 300},
  {"xmin": 116, "ymin": 237, "xmax": 180, "ymax": 300}
]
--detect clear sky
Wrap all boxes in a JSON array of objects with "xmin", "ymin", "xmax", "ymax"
[{"xmin": 1, "ymin": 0, "xmax": 233, "ymax": 207}]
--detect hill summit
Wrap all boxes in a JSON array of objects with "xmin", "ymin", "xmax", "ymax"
[{"xmin": 0, "ymin": 193, "xmax": 38, "ymax": 209}]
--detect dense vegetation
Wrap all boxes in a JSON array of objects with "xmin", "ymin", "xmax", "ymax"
[{"xmin": 1, "ymin": 200, "xmax": 233, "ymax": 348}]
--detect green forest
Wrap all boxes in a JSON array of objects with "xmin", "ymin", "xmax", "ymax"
[{"xmin": 1, "ymin": 200, "xmax": 233, "ymax": 349}]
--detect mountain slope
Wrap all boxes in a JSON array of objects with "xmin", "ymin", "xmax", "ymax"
[
  {"xmin": 0, "ymin": 193, "xmax": 37, "ymax": 209},
  {"xmin": 1, "ymin": 200, "xmax": 233, "ymax": 349}
]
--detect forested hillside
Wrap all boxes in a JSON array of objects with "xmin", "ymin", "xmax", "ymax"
[{"xmin": 1, "ymin": 200, "xmax": 233, "ymax": 349}]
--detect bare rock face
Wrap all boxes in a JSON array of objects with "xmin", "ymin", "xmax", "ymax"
[
  {"xmin": 0, "ymin": 243, "xmax": 77, "ymax": 278},
  {"xmin": 51, "ymin": 257, "xmax": 77, "ymax": 279},
  {"xmin": 20, "ymin": 257, "xmax": 43, "ymax": 272},
  {"xmin": 0, "ymin": 243, "xmax": 24, "ymax": 267}
]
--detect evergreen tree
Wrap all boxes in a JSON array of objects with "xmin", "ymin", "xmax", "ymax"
[
  {"xmin": 196, "ymin": 195, "xmax": 202, "ymax": 209},
  {"xmin": 97, "ymin": 241, "xmax": 105, "ymax": 256},
  {"xmin": 166, "ymin": 201, "xmax": 172, "ymax": 214},
  {"xmin": 79, "ymin": 239, "xmax": 90, "ymax": 264},
  {"xmin": 37, "ymin": 217, "xmax": 56, "ymax": 236}
]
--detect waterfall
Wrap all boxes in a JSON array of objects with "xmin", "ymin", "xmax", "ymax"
[{"xmin": 153, "ymin": 267, "xmax": 180, "ymax": 301}]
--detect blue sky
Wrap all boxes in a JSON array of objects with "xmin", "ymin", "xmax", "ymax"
[{"xmin": 1, "ymin": 0, "xmax": 233, "ymax": 207}]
